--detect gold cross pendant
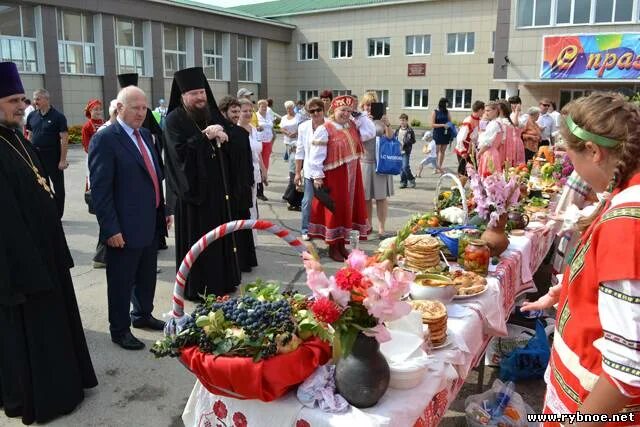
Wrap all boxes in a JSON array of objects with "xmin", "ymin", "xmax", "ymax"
[{"xmin": 33, "ymin": 166, "xmax": 54, "ymax": 198}]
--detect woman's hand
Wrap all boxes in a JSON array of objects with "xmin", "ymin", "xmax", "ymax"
[
  {"xmin": 313, "ymin": 178, "xmax": 323, "ymax": 189},
  {"xmin": 521, "ymin": 284, "xmax": 561, "ymax": 311}
]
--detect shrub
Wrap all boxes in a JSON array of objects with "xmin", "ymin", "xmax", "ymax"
[
  {"xmin": 68, "ymin": 125, "xmax": 82, "ymax": 144},
  {"xmin": 410, "ymin": 119, "xmax": 421, "ymax": 127}
]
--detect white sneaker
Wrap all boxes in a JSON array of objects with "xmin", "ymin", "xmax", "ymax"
[{"xmin": 301, "ymin": 234, "xmax": 310, "ymax": 241}]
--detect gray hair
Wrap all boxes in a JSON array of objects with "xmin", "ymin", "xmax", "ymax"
[
  {"xmin": 527, "ymin": 106, "xmax": 541, "ymax": 116},
  {"xmin": 33, "ymin": 89, "xmax": 49, "ymax": 99},
  {"xmin": 284, "ymin": 100, "xmax": 295, "ymax": 110},
  {"xmin": 116, "ymin": 86, "xmax": 146, "ymax": 107}
]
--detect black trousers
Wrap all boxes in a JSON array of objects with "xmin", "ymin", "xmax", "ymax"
[
  {"xmin": 35, "ymin": 147, "xmax": 65, "ymax": 218},
  {"xmin": 105, "ymin": 235, "xmax": 158, "ymax": 338}
]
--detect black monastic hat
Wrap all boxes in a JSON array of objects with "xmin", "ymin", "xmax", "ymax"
[
  {"xmin": 167, "ymin": 67, "xmax": 224, "ymax": 124},
  {"xmin": 0, "ymin": 62, "xmax": 25, "ymax": 99},
  {"xmin": 117, "ymin": 73, "xmax": 139, "ymax": 88}
]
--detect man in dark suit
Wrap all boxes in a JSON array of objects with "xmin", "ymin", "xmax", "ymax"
[{"xmin": 88, "ymin": 85, "xmax": 169, "ymax": 350}]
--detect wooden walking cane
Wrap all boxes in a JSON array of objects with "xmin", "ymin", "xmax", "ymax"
[{"xmin": 215, "ymin": 138, "xmax": 242, "ymax": 276}]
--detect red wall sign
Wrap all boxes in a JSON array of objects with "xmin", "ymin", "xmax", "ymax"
[{"xmin": 408, "ymin": 63, "xmax": 426, "ymax": 76}]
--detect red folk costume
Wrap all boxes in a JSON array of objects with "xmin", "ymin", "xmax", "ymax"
[
  {"xmin": 81, "ymin": 99, "xmax": 103, "ymax": 153},
  {"xmin": 308, "ymin": 96, "xmax": 370, "ymax": 244},
  {"xmin": 543, "ymin": 172, "xmax": 640, "ymax": 425}
]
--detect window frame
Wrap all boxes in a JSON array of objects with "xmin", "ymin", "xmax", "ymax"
[
  {"xmin": 237, "ymin": 35, "xmax": 256, "ymax": 83},
  {"xmin": 0, "ymin": 5, "xmax": 38, "ymax": 73},
  {"xmin": 489, "ymin": 89, "xmax": 507, "ymax": 101},
  {"xmin": 403, "ymin": 89, "xmax": 429, "ymax": 109},
  {"xmin": 367, "ymin": 37, "xmax": 390, "ymax": 57},
  {"xmin": 445, "ymin": 89, "xmax": 473, "ymax": 110},
  {"xmin": 202, "ymin": 30, "xmax": 224, "ymax": 81},
  {"xmin": 114, "ymin": 17, "xmax": 146, "ymax": 76},
  {"xmin": 446, "ymin": 32, "xmax": 475, "ymax": 54},
  {"xmin": 405, "ymin": 34, "xmax": 431, "ymax": 56},
  {"xmin": 366, "ymin": 89, "xmax": 390, "ymax": 106},
  {"xmin": 518, "ymin": 0, "xmax": 638, "ymax": 28},
  {"xmin": 298, "ymin": 90, "xmax": 319, "ymax": 103},
  {"xmin": 298, "ymin": 42, "xmax": 318, "ymax": 61},
  {"xmin": 56, "ymin": 9, "xmax": 97, "ymax": 75},
  {"xmin": 559, "ymin": 89, "xmax": 593, "ymax": 109},
  {"xmin": 331, "ymin": 40, "xmax": 353, "ymax": 59},
  {"xmin": 332, "ymin": 89, "xmax": 352, "ymax": 97},
  {"xmin": 163, "ymin": 24, "xmax": 186, "ymax": 78}
]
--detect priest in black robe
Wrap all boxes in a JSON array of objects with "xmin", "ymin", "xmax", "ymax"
[
  {"xmin": 0, "ymin": 62, "xmax": 98, "ymax": 425},
  {"xmin": 217, "ymin": 96, "xmax": 258, "ymax": 272},
  {"xmin": 164, "ymin": 67, "xmax": 241, "ymax": 300}
]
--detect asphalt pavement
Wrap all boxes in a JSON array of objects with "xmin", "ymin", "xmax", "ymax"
[{"xmin": 1, "ymin": 136, "xmax": 544, "ymax": 426}]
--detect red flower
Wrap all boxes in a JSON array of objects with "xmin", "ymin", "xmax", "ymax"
[
  {"xmin": 334, "ymin": 267, "xmax": 363, "ymax": 291},
  {"xmin": 310, "ymin": 298, "xmax": 342, "ymax": 323},
  {"xmin": 351, "ymin": 277, "xmax": 372, "ymax": 303},
  {"xmin": 296, "ymin": 420, "xmax": 311, "ymax": 427},
  {"xmin": 233, "ymin": 412, "xmax": 248, "ymax": 427},
  {"xmin": 213, "ymin": 400, "xmax": 228, "ymax": 419}
]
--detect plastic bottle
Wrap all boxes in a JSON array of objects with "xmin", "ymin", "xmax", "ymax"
[{"xmin": 490, "ymin": 381, "xmax": 515, "ymax": 419}]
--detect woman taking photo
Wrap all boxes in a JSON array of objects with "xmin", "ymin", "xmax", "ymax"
[
  {"xmin": 359, "ymin": 91, "xmax": 394, "ymax": 238},
  {"xmin": 431, "ymin": 97, "xmax": 452, "ymax": 174},
  {"xmin": 307, "ymin": 95, "xmax": 374, "ymax": 261},
  {"xmin": 522, "ymin": 92, "xmax": 640, "ymax": 425},
  {"xmin": 497, "ymin": 101, "xmax": 525, "ymax": 168}
]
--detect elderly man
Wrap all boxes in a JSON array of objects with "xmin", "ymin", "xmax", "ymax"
[
  {"xmin": 25, "ymin": 88, "xmax": 69, "ymax": 218},
  {"xmin": 89, "ymin": 85, "xmax": 169, "ymax": 350},
  {"xmin": 0, "ymin": 62, "xmax": 97, "ymax": 424},
  {"xmin": 164, "ymin": 67, "xmax": 241, "ymax": 300}
]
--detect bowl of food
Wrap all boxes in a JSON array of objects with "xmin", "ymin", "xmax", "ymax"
[{"xmin": 410, "ymin": 273, "xmax": 456, "ymax": 303}]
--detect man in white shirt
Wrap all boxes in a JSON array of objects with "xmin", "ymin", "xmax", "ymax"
[
  {"xmin": 537, "ymin": 98, "xmax": 556, "ymax": 146},
  {"xmin": 549, "ymin": 101, "xmax": 561, "ymax": 128},
  {"xmin": 294, "ymin": 97, "xmax": 325, "ymax": 241}
]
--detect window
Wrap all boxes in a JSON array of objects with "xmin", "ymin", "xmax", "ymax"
[
  {"xmin": 332, "ymin": 90, "xmax": 352, "ymax": 97},
  {"xmin": 238, "ymin": 35, "xmax": 255, "ymax": 82},
  {"xmin": 115, "ymin": 18, "xmax": 145, "ymax": 75},
  {"xmin": 163, "ymin": 24, "xmax": 186, "ymax": 78},
  {"xmin": 445, "ymin": 89, "xmax": 472, "ymax": 109},
  {"xmin": 489, "ymin": 89, "xmax": 507, "ymax": 101},
  {"xmin": 57, "ymin": 9, "xmax": 96, "ymax": 74},
  {"xmin": 299, "ymin": 90, "xmax": 318, "ymax": 102},
  {"xmin": 406, "ymin": 35, "xmax": 431, "ymax": 55},
  {"xmin": 203, "ymin": 31, "xmax": 223, "ymax": 80},
  {"xmin": 446, "ymin": 32, "xmax": 474, "ymax": 54},
  {"xmin": 368, "ymin": 37, "xmax": 390, "ymax": 57},
  {"xmin": 332, "ymin": 40, "xmax": 352, "ymax": 59},
  {"xmin": 367, "ymin": 89, "xmax": 389, "ymax": 106},
  {"xmin": 559, "ymin": 89, "xmax": 592, "ymax": 109},
  {"xmin": 404, "ymin": 89, "xmax": 428, "ymax": 108},
  {"xmin": 299, "ymin": 42, "xmax": 318, "ymax": 61},
  {"xmin": 491, "ymin": 31, "xmax": 496, "ymax": 53},
  {"xmin": 0, "ymin": 5, "xmax": 37, "ymax": 72},
  {"xmin": 523, "ymin": 0, "xmax": 634, "ymax": 26}
]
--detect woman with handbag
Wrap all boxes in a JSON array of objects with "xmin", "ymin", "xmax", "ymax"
[
  {"xmin": 359, "ymin": 92, "xmax": 395, "ymax": 239},
  {"xmin": 307, "ymin": 95, "xmax": 374, "ymax": 261}
]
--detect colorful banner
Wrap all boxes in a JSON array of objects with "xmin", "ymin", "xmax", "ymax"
[{"xmin": 541, "ymin": 34, "xmax": 640, "ymax": 80}]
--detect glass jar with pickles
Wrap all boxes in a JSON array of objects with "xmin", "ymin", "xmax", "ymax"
[
  {"xmin": 463, "ymin": 239, "xmax": 490, "ymax": 276},
  {"xmin": 457, "ymin": 229, "xmax": 481, "ymax": 265}
]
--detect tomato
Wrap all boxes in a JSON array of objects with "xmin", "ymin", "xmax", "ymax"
[{"xmin": 427, "ymin": 217, "xmax": 440, "ymax": 227}]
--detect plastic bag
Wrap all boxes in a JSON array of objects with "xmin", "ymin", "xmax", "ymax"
[
  {"xmin": 375, "ymin": 136, "xmax": 403, "ymax": 175},
  {"xmin": 465, "ymin": 379, "xmax": 536, "ymax": 427},
  {"xmin": 499, "ymin": 320, "xmax": 550, "ymax": 382}
]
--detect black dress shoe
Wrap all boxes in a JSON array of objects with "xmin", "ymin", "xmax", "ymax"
[
  {"xmin": 132, "ymin": 316, "xmax": 166, "ymax": 331},
  {"xmin": 111, "ymin": 331, "xmax": 145, "ymax": 350}
]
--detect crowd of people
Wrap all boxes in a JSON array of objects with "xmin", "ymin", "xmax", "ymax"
[{"xmin": 2, "ymin": 55, "xmax": 640, "ymax": 426}]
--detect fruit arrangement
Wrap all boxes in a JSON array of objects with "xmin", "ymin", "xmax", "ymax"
[{"xmin": 151, "ymin": 281, "xmax": 329, "ymax": 361}]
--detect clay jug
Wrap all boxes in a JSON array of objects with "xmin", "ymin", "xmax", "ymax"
[{"xmin": 481, "ymin": 213, "xmax": 510, "ymax": 257}]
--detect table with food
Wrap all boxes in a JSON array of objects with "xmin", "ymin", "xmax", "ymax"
[{"xmin": 153, "ymin": 151, "xmax": 572, "ymax": 427}]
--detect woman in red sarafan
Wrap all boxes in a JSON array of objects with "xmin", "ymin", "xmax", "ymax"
[
  {"xmin": 81, "ymin": 99, "xmax": 103, "ymax": 153},
  {"xmin": 307, "ymin": 95, "xmax": 374, "ymax": 261},
  {"xmin": 523, "ymin": 93, "xmax": 640, "ymax": 426}
]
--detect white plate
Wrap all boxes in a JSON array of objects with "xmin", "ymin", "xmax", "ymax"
[{"xmin": 453, "ymin": 285, "xmax": 487, "ymax": 299}]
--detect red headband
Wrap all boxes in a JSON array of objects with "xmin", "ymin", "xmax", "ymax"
[
  {"xmin": 330, "ymin": 95, "xmax": 355, "ymax": 111},
  {"xmin": 84, "ymin": 99, "xmax": 102, "ymax": 118}
]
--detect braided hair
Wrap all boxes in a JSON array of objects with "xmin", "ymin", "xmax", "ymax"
[{"xmin": 560, "ymin": 92, "xmax": 640, "ymax": 229}]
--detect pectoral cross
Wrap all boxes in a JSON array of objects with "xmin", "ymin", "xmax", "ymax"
[{"xmin": 33, "ymin": 166, "xmax": 54, "ymax": 198}]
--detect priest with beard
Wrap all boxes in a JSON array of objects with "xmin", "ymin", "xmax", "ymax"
[
  {"xmin": 164, "ymin": 67, "xmax": 240, "ymax": 300},
  {"xmin": 0, "ymin": 62, "xmax": 98, "ymax": 424}
]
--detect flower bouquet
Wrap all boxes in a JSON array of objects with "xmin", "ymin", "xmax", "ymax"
[
  {"xmin": 466, "ymin": 164, "xmax": 521, "ymax": 229},
  {"xmin": 303, "ymin": 249, "xmax": 414, "ymax": 358}
]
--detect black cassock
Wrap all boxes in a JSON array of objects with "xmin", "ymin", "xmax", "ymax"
[
  {"xmin": 223, "ymin": 120, "xmax": 257, "ymax": 272},
  {"xmin": 164, "ymin": 107, "xmax": 241, "ymax": 299},
  {"xmin": 0, "ymin": 125, "xmax": 97, "ymax": 425}
]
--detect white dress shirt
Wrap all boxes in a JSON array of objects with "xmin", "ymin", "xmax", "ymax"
[{"xmin": 537, "ymin": 113, "xmax": 555, "ymax": 141}]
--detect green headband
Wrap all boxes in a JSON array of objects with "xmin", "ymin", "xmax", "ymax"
[{"xmin": 565, "ymin": 115, "xmax": 620, "ymax": 148}]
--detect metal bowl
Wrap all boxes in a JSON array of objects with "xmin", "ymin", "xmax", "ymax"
[{"xmin": 409, "ymin": 273, "xmax": 456, "ymax": 303}]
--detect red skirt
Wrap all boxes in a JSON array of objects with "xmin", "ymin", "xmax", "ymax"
[{"xmin": 309, "ymin": 160, "xmax": 369, "ymax": 243}]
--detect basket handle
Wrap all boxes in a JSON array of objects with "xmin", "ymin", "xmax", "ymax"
[
  {"xmin": 435, "ymin": 172, "xmax": 469, "ymax": 224},
  {"xmin": 170, "ymin": 219, "xmax": 306, "ymax": 319}
]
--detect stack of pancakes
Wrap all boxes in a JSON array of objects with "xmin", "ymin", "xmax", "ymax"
[
  {"xmin": 403, "ymin": 235, "xmax": 441, "ymax": 271},
  {"xmin": 410, "ymin": 299, "xmax": 448, "ymax": 347}
]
